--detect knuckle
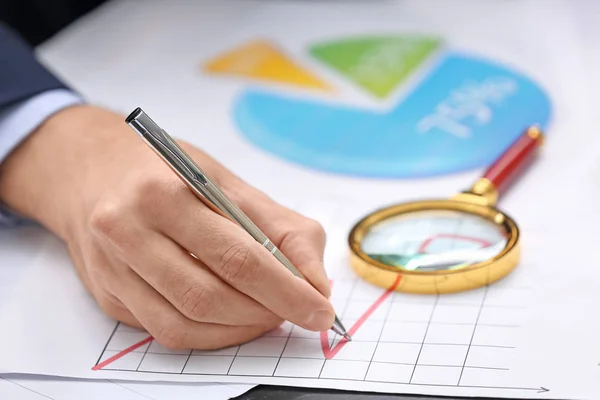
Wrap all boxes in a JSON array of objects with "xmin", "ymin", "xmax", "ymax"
[
  {"xmin": 155, "ymin": 319, "xmax": 188, "ymax": 350},
  {"xmin": 132, "ymin": 173, "xmax": 187, "ymax": 216},
  {"xmin": 131, "ymin": 175, "xmax": 168, "ymax": 210},
  {"xmin": 89, "ymin": 200, "xmax": 126, "ymax": 238},
  {"xmin": 305, "ymin": 218, "xmax": 326, "ymax": 238},
  {"xmin": 89, "ymin": 200, "xmax": 140, "ymax": 250},
  {"xmin": 217, "ymin": 243, "xmax": 261, "ymax": 286},
  {"xmin": 136, "ymin": 173, "xmax": 169, "ymax": 197},
  {"xmin": 179, "ymin": 283, "xmax": 220, "ymax": 320}
]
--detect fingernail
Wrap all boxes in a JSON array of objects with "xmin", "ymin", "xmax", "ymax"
[{"xmin": 307, "ymin": 310, "xmax": 334, "ymax": 330}]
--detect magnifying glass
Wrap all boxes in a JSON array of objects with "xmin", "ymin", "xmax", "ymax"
[{"xmin": 348, "ymin": 126, "xmax": 544, "ymax": 294}]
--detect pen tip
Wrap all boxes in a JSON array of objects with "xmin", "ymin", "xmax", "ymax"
[{"xmin": 332, "ymin": 315, "xmax": 351, "ymax": 341}]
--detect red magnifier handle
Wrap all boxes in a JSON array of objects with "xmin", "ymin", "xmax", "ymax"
[{"xmin": 471, "ymin": 126, "xmax": 544, "ymax": 202}]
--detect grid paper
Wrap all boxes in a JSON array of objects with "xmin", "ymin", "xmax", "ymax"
[
  {"xmin": 96, "ymin": 284, "xmax": 526, "ymax": 387},
  {"xmin": 93, "ymin": 196, "xmax": 530, "ymax": 389}
]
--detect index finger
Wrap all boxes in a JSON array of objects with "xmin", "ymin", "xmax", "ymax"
[{"xmin": 224, "ymin": 183, "xmax": 331, "ymax": 298}]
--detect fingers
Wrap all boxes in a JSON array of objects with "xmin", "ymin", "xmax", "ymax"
[
  {"xmin": 260, "ymin": 211, "xmax": 331, "ymax": 298},
  {"xmin": 89, "ymin": 169, "xmax": 334, "ymax": 333},
  {"xmin": 90, "ymin": 200, "xmax": 281, "ymax": 327},
  {"xmin": 116, "ymin": 226, "xmax": 282, "ymax": 327},
  {"xmin": 159, "ymin": 201, "xmax": 335, "ymax": 332},
  {"xmin": 225, "ymin": 185, "xmax": 331, "ymax": 298},
  {"xmin": 97, "ymin": 290, "xmax": 144, "ymax": 330},
  {"xmin": 68, "ymin": 242, "xmax": 143, "ymax": 330},
  {"xmin": 111, "ymin": 264, "xmax": 275, "ymax": 350}
]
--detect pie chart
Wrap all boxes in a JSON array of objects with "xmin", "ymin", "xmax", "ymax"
[{"xmin": 205, "ymin": 35, "xmax": 552, "ymax": 178}]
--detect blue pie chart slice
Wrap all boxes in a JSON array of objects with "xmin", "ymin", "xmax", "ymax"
[{"xmin": 233, "ymin": 51, "xmax": 552, "ymax": 178}]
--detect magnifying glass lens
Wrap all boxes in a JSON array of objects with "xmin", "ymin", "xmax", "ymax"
[{"xmin": 360, "ymin": 210, "xmax": 509, "ymax": 272}]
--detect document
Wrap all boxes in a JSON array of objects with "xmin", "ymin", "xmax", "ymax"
[
  {"xmin": 1, "ymin": 205, "xmax": 599, "ymax": 399},
  {"xmin": 0, "ymin": 230, "xmax": 255, "ymax": 400},
  {"xmin": 0, "ymin": 375, "xmax": 253, "ymax": 400},
  {"xmin": 1, "ymin": 0, "xmax": 598, "ymax": 399}
]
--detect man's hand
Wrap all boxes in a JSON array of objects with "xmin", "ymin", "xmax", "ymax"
[{"xmin": 0, "ymin": 105, "xmax": 334, "ymax": 349}]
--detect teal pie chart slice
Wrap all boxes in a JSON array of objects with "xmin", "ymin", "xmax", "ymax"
[{"xmin": 233, "ymin": 51, "xmax": 552, "ymax": 178}]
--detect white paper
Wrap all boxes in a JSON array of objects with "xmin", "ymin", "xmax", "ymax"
[
  {"xmin": 0, "ymin": 229, "xmax": 254, "ymax": 400},
  {"xmin": 1, "ymin": 205, "xmax": 599, "ymax": 399},
  {"xmin": 1, "ymin": 0, "xmax": 599, "ymax": 399},
  {"xmin": 0, "ymin": 375, "xmax": 253, "ymax": 400}
]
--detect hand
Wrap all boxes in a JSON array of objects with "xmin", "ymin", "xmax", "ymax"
[{"xmin": 0, "ymin": 105, "xmax": 334, "ymax": 350}]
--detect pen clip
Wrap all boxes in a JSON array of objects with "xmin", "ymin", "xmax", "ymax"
[
  {"xmin": 127, "ymin": 112, "xmax": 208, "ymax": 187},
  {"xmin": 153, "ymin": 128, "xmax": 209, "ymax": 187}
]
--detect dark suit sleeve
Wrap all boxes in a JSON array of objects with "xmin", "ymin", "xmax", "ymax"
[
  {"xmin": 0, "ymin": 22, "xmax": 71, "ymax": 109},
  {"xmin": 0, "ymin": 22, "xmax": 82, "ymax": 228}
]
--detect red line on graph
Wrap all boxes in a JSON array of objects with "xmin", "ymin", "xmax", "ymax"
[
  {"xmin": 418, "ymin": 234, "xmax": 492, "ymax": 253},
  {"xmin": 320, "ymin": 276, "xmax": 401, "ymax": 360},
  {"xmin": 319, "ymin": 233, "xmax": 492, "ymax": 359},
  {"xmin": 92, "ymin": 336, "xmax": 153, "ymax": 371},
  {"xmin": 94, "ymin": 235, "xmax": 494, "ymax": 369}
]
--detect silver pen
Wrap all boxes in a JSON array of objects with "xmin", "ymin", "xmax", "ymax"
[{"xmin": 125, "ymin": 107, "xmax": 351, "ymax": 341}]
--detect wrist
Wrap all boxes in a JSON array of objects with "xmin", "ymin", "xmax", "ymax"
[{"xmin": 0, "ymin": 105, "xmax": 136, "ymax": 239}]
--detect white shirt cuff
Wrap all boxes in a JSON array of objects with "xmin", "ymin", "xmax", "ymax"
[{"xmin": 0, "ymin": 89, "xmax": 84, "ymax": 227}]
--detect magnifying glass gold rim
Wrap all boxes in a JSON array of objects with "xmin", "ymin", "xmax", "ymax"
[
  {"xmin": 348, "ymin": 199, "xmax": 520, "ymax": 294},
  {"xmin": 346, "ymin": 126, "xmax": 543, "ymax": 295}
]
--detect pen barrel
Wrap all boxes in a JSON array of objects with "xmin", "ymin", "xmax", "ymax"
[
  {"xmin": 203, "ymin": 181, "xmax": 305, "ymax": 279},
  {"xmin": 125, "ymin": 107, "xmax": 306, "ymax": 281},
  {"xmin": 126, "ymin": 107, "xmax": 344, "ymax": 335},
  {"xmin": 475, "ymin": 126, "xmax": 544, "ymax": 198},
  {"xmin": 272, "ymin": 248, "xmax": 305, "ymax": 279}
]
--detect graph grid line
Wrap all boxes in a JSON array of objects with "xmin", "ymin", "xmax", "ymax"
[{"xmin": 91, "ymin": 202, "xmax": 531, "ymax": 389}]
